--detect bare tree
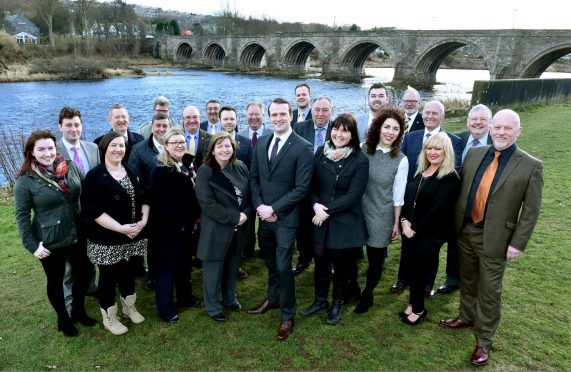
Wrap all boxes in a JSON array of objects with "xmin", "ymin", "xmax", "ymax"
[
  {"xmin": 35, "ymin": 0, "xmax": 60, "ymax": 48},
  {"xmin": 75, "ymin": 0, "xmax": 95, "ymax": 38}
]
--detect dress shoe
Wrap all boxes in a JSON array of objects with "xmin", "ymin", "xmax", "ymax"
[
  {"xmin": 237, "ymin": 267, "xmax": 249, "ymax": 280},
  {"xmin": 223, "ymin": 301, "xmax": 242, "ymax": 311},
  {"xmin": 389, "ymin": 282, "xmax": 407, "ymax": 294},
  {"xmin": 437, "ymin": 283, "xmax": 460, "ymax": 294},
  {"xmin": 178, "ymin": 295, "xmax": 202, "ymax": 309},
  {"xmin": 353, "ymin": 293, "xmax": 373, "ymax": 314},
  {"xmin": 211, "ymin": 313, "xmax": 228, "ymax": 322},
  {"xmin": 326, "ymin": 299, "xmax": 343, "ymax": 325},
  {"xmin": 470, "ymin": 346, "xmax": 490, "ymax": 366},
  {"xmin": 167, "ymin": 315, "xmax": 179, "ymax": 323},
  {"xmin": 401, "ymin": 310, "xmax": 427, "ymax": 326},
  {"xmin": 292, "ymin": 262, "xmax": 309, "ymax": 276},
  {"xmin": 439, "ymin": 317, "xmax": 474, "ymax": 329},
  {"xmin": 57, "ymin": 316, "xmax": 79, "ymax": 337},
  {"xmin": 247, "ymin": 299, "xmax": 280, "ymax": 314},
  {"xmin": 300, "ymin": 297, "xmax": 329, "ymax": 317},
  {"xmin": 424, "ymin": 287, "xmax": 436, "ymax": 299},
  {"xmin": 144, "ymin": 278, "xmax": 156, "ymax": 291},
  {"xmin": 71, "ymin": 310, "xmax": 97, "ymax": 326},
  {"xmin": 277, "ymin": 319, "xmax": 294, "ymax": 340}
]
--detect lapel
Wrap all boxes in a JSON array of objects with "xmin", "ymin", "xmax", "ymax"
[
  {"xmin": 269, "ymin": 133, "xmax": 295, "ymax": 174},
  {"xmin": 259, "ymin": 134, "xmax": 272, "ymax": 175},
  {"xmin": 491, "ymin": 148, "xmax": 522, "ymax": 196},
  {"xmin": 56, "ymin": 141, "xmax": 71, "ymax": 161},
  {"xmin": 464, "ymin": 146, "xmax": 489, "ymax": 186}
]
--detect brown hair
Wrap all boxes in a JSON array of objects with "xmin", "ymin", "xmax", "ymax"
[
  {"xmin": 98, "ymin": 131, "xmax": 125, "ymax": 160},
  {"xmin": 326, "ymin": 114, "xmax": 360, "ymax": 152},
  {"xmin": 203, "ymin": 132, "xmax": 238, "ymax": 166},
  {"xmin": 17, "ymin": 130, "xmax": 57, "ymax": 177},
  {"xmin": 218, "ymin": 106, "xmax": 237, "ymax": 119},
  {"xmin": 58, "ymin": 107, "xmax": 82, "ymax": 125},
  {"xmin": 295, "ymin": 83, "xmax": 311, "ymax": 95},
  {"xmin": 268, "ymin": 97, "xmax": 292, "ymax": 115},
  {"xmin": 365, "ymin": 107, "xmax": 405, "ymax": 158}
]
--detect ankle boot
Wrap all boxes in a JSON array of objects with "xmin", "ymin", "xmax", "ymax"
[
  {"xmin": 354, "ymin": 292, "xmax": 374, "ymax": 314},
  {"xmin": 100, "ymin": 304, "xmax": 128, "ymax": 335},
  {"xmin": 120, "ymin": 293, "xmax": 145, "ymax": 324},
  {"xmin": 326, "ymin": 299, "xmax": 343, "ymax": 325},
  {"xmin": 57, "ymin": 315, "xmax": 79, "ymax": 337},
  {"xmin": 300, "ymin": 296, "xmax": 329, "ymax": 317}
]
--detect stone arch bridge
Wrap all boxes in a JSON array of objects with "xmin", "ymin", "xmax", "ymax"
[{"xmin": 163, "ymin": 29, "xmax": 571, "ymax": 85}]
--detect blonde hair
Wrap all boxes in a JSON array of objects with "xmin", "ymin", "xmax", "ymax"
[
  {"xmin": 415, "ymin": 132, "xmax": 456, "ymax": 179},
  {"xmin": 156, "ymin": 128, "xmax": 185, "ymax": 171}
]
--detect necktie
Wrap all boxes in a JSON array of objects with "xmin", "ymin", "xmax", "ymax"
[
  {"xmin": 188, "ymin": 135, "xmax": 195, "ymax": 156},
  {"xmin": 269, "ymin": 137, "xmax": 280, "ymax": 164},
  {"xmin": 471, "ymin": 151, "xmax": 501, "ymax": 224},
  {"xmin": 210, "ymin": 124, "xmax": 216, "ymax": 134},
  {"xmin": 71, "ymin": 146, "xmax": 85, "ymax": 175},
  {"xmin": 251, "ymin": 131, "xmax": 258, "ymax": 149},
  {"xmin": 424, "ymin": 132, "xmax": 431, "ymax": 143},
  {"xmin": 472, "ymin": 139, "xmax": 481, "ymax": 147},
  {"xmin": 315, "ymin": 128, "xmax": 325, "ymax": 151},
  {"xmin": 298, "ymin": 111, "xmax": 304, "ymax": 122},
  {"xmin": 404, "ymin": 116, "xmax": 410, "ymax": 132}
]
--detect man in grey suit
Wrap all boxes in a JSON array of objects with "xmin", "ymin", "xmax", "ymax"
[
  {"xmin": 56, "ymin": 107, "xmax": 100, "ymax": 314},
  {"xmin": 440, "ymin": 109, "xmax": 543, "ymax": 366},
  {"xmin": 248, "ymin": 97, "xmax": 314, "ymax": 341},
  {"xmin": 356, "ymin": 82, "xmax": 390, "ymax": 142}
]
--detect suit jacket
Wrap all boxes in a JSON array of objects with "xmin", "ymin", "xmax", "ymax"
[
  {"xmin": 238, "ymin": 126, "xmax": 273, "ymax": 146},
  {"xmin": 408, "ymin": 113, "xmax": 425, "ymax": 133},
  {"xmin": 455, "ymin": 130, "xmax": 493, "ymax": 161},
  {"xmin": 454, "ymin": 145, "xmax": 543, "ymax": 257},
  {"xmin": 203, "ymin": 133, "xmax": 252, "ymax": 169},
  {"xmin": 93, "ymin": 130, "xmax": 144, "ymax": 162},
  {"xmin": 189, "ymin": 129, "xmax": 212, "ymax": 170},
  {"xmin": 128, "ymin": 135, "xmax": 159, "ymax": 191},
  {"xmin": 249, "ymin": 132, "xmax": 314, "ymax": 228},
  {"xmin": 401, "ymin": 129, "xmax": 463, "ymax": 181},
  {"xmin": 56, "ymin": 140, "xmax": 100, "ymax": 174},
  {"xmin": 293, "ymin": 120, "xmax": 332, "ymax": 152},
  {"xmin": 138, "ymin": 118, "xmax": 182, "ymax": 139},
  {"xmin": 200, "ymin": 120, "xmax": 222, "ymax": 133},
  {"xmin": 355, "ymin": 113, "xmax": 370, "ymax": 142},
  {"xmin": 291, "ymin": 108, "xmax": 312, "ymax": 126}
]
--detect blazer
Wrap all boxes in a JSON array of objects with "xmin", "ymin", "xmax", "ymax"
[
  {"xmin": 293, "ymin": 120, "xmax": 332, "ymax": 151},
  {"xmin": 128, "ymin": 135, "xmax": 159, "ymax": 191},
  {"xmin": 150, "ymin": 165, "xmax": 200, "ymax": 270},
  {"xmin": 311, "ymin": 148, "xmax": 369, "ymax": 249},
  {"xmin": 401, "ymin": 170, "xmax": 461, "ymax": 240},
  {"xmin": 249, "ymin": 132, "xmax": 314, "ymax": 228},
  {"xmin": 14, "ymin": 162, "xmax": 83, "ymax": 253},
  {"xmin": 401, "ymin": 129, "xmax": 463, "ymax": 181},
  {"xmin": 189, "ymin": 129, "xmax": 212, "ymax": 170},
  {"xmin": 291, "ymin": 108, "xmax": 312, "ymax": 126},
  {"xmin": 203, "ymin": 133, "xmax": 252, "ymax": 169},
  {"xmin": 355, "ymin": 113, "xmax": 370, "ymax": 142},
  {"xmin": 455, "ymin": 130, "xmax": 493, "ymax": 157},
  {"xmin": 81, "ymin": 163, "xmax": 147, "ymax": 246},
  {"xmin": 237, "ymin": 126, "xmax": 273, "ymax": 146},
  {"xmin": 408, "ymin": 113, "xmax": 425, "ymax": 133},
  {"xmin": 200, "ymin": 120, "xmax": 221, "ymax": 133},
  {"xmin": 195, "ymin": 161, "xmax": 251, "ymax": 261},
  {"xmin": 454, "ymin": 145, "xmax": 543, "ymax": 257},
  {"xmin": 93, "ymin": 130, "xmax": 144, "ymax": 162},
  {"xmin": 56, "ymin": 140, "xmax": 100, "ymax": 173}
]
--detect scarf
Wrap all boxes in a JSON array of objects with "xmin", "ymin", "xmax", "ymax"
[
  {"xmin": 31, "ymin": 154, "xmax": 69, "ymax": 194},
  {"xmin": 323, "ymin": 141, "xmax": 353, "ymax": 162}
]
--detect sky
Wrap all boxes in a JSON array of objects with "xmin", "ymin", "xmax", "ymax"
[{"xmin": 128, "ymin": 0, "xmax": 570, "ymax": 30}]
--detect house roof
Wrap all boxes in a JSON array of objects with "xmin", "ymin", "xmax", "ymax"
[{"xmin": 4, "ymin": 13, "xmax": 40, "ymax": 38}]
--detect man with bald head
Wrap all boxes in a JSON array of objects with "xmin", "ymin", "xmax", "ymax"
[
  {"xmin": 440, "ymin": 109, "xmax": 543, "ymax": 366},
  {"xmin": 183, "ymin": 105, "xmax": 211, "ymax": 170}
]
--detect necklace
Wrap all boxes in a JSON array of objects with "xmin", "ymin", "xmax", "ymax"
[
  {"xmin": 413, "ymin": 174, "xmax": 430, "ymax": 208},
  {"xmin": 108, "ymin": 165, "xmax": 125, "ymax": 179}
]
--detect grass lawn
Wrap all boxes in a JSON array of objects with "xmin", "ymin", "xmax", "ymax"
[{"xmin": 0, "ymin": 102, "xmax": 570, "ymax": 370}]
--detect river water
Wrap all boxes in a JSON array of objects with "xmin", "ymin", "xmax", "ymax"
[{"xmin": 0, "ymin": 67, "xmax": 567, "ymax": 182}]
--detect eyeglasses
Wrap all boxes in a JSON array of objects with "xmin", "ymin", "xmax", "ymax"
[
  {"xmin": 403, "ymin": 100, "xmax": 419, "ymax": 104},
  {"xmin": 167, "ymin": 141, "xmax": 186, "ymax": 146}
]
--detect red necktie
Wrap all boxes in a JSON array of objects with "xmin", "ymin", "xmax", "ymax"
[{"xmin": 252, "ymin": 131, "xmax": 258, "ymax": 149}]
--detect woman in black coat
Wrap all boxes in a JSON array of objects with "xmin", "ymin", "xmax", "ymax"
[
  {"xmin": 150, "ymin": 128, "xmax": 201, "ymax": 323},
  {"xmin": 399, "ymin": 132, "xmax": 460, "ymax": 325},
  {"xmin": 300, "ymin": 114, "xmax": 369, "ymax": 325},
  {"xmin": 195, "ymin": 132, "xmax": 250, "ymax": 321}
]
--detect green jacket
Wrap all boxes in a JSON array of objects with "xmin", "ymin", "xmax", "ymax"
[{"xmin": 14, "ymin": 161, "xmax": 83, "ymax": 254}]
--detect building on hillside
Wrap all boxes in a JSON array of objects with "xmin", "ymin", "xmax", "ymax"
[{"xmin": 3, "ymin": 12, "xmax": 40, "ymax": 44}]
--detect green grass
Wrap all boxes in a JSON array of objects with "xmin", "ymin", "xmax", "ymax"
[{"xmin": 1, "ymin": 103, "xmax": 570, "ymax": 370}]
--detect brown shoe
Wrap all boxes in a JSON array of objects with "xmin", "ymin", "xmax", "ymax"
[
  {"xmin": 247, "ymin": 299, "xmax": 280, "ymax": 314},
  {"xmin": 440, "ymin": 317, "xmax": 474, "ymax": 329},
  {"xmin": 237, "ymin": 267, "xmax": 249, "ymax": 280},
  {"xmin": 277, "ymin": 319, "xmax": 294, "ymax": 341},
  {"xmin": 470, "ymin": 346, "xmax": 490, "ymax": 366}
]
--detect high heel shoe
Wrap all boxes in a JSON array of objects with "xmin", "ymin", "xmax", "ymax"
[
  {"xmin": 401, "ymin": 310, "xmax": 427, "ymax": 326},
  {"xmin": 399, "ymin": 305, "xmax": 412, "ymax": 319}
]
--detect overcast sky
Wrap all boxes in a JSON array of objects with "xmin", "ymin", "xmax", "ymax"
[{"xmin": 128, "ymin": 0, "xmax": 570, "ymax": 30}]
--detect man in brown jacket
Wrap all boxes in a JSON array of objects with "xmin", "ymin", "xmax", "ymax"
[{"xmin": 440, "ymin": 109, "xmax": 544, "ymax": 366}]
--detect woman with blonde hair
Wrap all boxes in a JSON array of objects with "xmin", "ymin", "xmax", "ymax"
[{"xmin": 399, "ymin": 132, "xmax": 460, "ymax": 325}]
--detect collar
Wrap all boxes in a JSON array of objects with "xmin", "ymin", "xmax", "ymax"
[
  {"xmin": 273, "ymin": 127, "xmax": 293, "ymax": 142},
  {"xmin": 152, "ymin": 136, "xmax": 164, "ymax": 152},
  {"xmin": 375, "ymin": 144, "xmax": 392, "ymax": 153},
  {"xmin": 469, "ymin": 131, "xmax": 490, "ymax": 144},
  {"xmin": 62, "ymin": 138, "xmax": 80, "ymax": 151},
  {"xmin": 424, "ymin": 126, "xmax": 441, "ymax": 136},
  {"xmin": 185, "ymin": 129, "xmax": 199, "ymax": 137},
  {"xmin": 313, "ymin": 122, "xmax": 329, "ymax": 131}
]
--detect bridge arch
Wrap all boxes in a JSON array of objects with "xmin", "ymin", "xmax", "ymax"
[
  {"xmin": 521, "ymin": 44, "xmax": 571, "ymax": 78},
  {"xmin": 204, "ymin": 42, "xmax": 226, "ymax": 65},
  {"xmin": 175, "ymin": 42, "xmax": 193, "ymax": 62},
  {"xmin": 282, "ymin": 40, "xmax": 318, "ymax": 71},
  {"xmin": 415, "ymin": 40, "xmax": 489, "ymax": 83},
  {"xmin": 239, "ymin": 42, "xmax": 267, "ymax": 67},
  {"xmin": 339, "ymin": 40, "xmax": 394, "ymax": 77}
]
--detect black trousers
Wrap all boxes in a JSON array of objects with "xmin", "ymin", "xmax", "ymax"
[
  {"xmin": 361, "ymin": 245, "xmax": 388, "ymax": 295},
  {"xmin": 155, "ymin": 262, "xmax": 193, "ymax": 321},
  {"xmin": 98, "ymin": 258, "xmax": 136, "ymax": 310},
  {"xmin": 313, "ymin": 243, "xmax": 361, "ymax": 300},
  {"xmin": 295, "ymin": 203, "xmax": 314, "ymax": 266},
  {"xmin": 40, "ymin": 243, "xmax": 90, "ymax": 319},
  {"xmin": 397, "ymin": 241, "xmax": 439, "ymax": 289}
]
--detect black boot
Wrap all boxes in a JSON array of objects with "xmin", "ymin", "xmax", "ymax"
[
  {"xmin": 354, "ymin": 291, "xmax": 373, "ymax": 314},
  {"xmin": 300, "ymin": 297, "xmax": 329, "ymax": 317},
  {"xmin": 57, "ymin": 315, "xmax": 79, "ymax": 337},
  {"xmin": 71, "ymin": 307, "xmax": 97, "ymax": 326},
  {"xmin": 326, "ymin": 299, "xmax": 343, "ymax": 325}
]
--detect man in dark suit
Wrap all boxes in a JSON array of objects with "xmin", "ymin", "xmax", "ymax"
[
  {"xmin": 183, "ymin": 105, "xmax": 211, "ymax": 170},
  {"xmin": 356, "ymin": 82, "xmax": 390, "ymax": 141},
  {"xmin": 437, "ymin": 104, "xmax": 494, "ymax": 295},
  {"xmin": 94, "ymin": 104, "xmax": 144, "ymax": 163},
  {"xmin": 291, "ymin": 96, "xmax": 333, "ymax": 276},
  {"xmin": 401, "ymin": 87, "xmax": 425, "ymax": 133},
  {"xmin": 391, "ymin": 100, "xmax": 462, "ymax": 297},
  {"xmin": 238, "ymin": 101, "xmax": 273, "ymax": 148},
  {"xmin": 248, "ymin": 97, "xmax": 314, "ymax": 341},
  {"xmin": 291, "ymin": 83, "xmax": 312, "ymax": 126},
  {"xmin": 138, "ymin": 95, "xmax": 181, "ymax": 139},
  {"xmin": 440, "ymin": 109, "xmax": 543, "ymax": 366},
  {"xmin": 200, "ymin": 99, "xmax": 222, "ymax": 134}
]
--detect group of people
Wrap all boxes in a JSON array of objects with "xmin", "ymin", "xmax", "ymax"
[{"xmin": 14, "ymin": 82, "xmax": 543, "ymax": 366}]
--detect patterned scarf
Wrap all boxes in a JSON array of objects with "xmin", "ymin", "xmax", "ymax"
[
  {"xmin": 31, "ymin": 154, "xmax": 69, "ymax": 194},
  {"xmin": 323, "ymin": 141, "xmax": 353, "ymax": 162}
]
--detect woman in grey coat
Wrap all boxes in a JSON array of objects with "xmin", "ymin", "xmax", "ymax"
[
  {"xmin": 195, "ymin": 132, "xmax": 251, "ymax": 321},
  {"xmin": 354, "ymin": 108, "xmax": 409, "ymax": 314}
]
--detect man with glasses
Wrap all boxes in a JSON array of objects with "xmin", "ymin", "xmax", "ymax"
[
  {"xmin": 200, "ymin": 100, "xmax": 222, "ymax": 134},
  {"xmin": 401, "ymin": 87, "xmax": 425, "ymax": 133},
  {"xmin": 183, "ymin": 105, "xmax": 212, "ymax": 170},
  {"xmin": 139, "ymin": 96, "xmax": 181, "ymax": 139}
]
